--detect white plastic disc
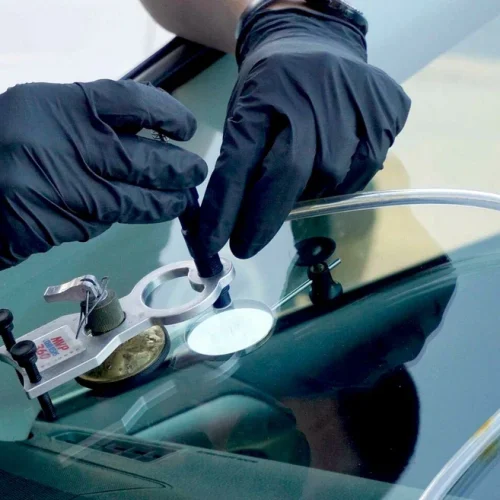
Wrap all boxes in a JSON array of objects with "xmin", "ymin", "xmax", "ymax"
[{"xmin": 186, "ymin": 300, "xmax": 275, "ymax": 357}]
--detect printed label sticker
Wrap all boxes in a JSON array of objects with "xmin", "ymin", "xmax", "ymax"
[{"xmin": 36, "ymin": 326, "xmax": 85, "ymax": 372}]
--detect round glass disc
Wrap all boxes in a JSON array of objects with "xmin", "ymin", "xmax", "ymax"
[{"xmin": 186, "ymin": 300, "xmax": 275, "ymax": 357}]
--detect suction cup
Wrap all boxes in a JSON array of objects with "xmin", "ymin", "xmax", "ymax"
[
  {"xmin": 295, "ymin": 237, "xmax": 336, "ymax": 267},
  {"xmin": 76, "ymin": 326, "xmax": 170, "ymax": 392},
  {"xmin": 186, "ymin": 300, "xmax": 275, "ymax": 359}
]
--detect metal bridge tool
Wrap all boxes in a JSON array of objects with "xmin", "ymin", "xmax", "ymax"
[
  {"xmin": 0, "ymin": 192, "xmax": 349, "ymax": 409},
  {"xmin": 0, "ymin": 192, "xmax": 235, "ymax": 406}
]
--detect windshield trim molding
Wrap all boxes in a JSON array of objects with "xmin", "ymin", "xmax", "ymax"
[{"xmin": 122, "ymin": 37, "xmax": 224, "ymax": 92}]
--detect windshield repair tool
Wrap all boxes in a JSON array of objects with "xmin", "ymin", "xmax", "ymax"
[
  {"xmin": 185, "ymin": 238, "xmax": 344, "ymax": 359},
  {"xmin": 0, "ymin": 206, "xmax": 344, "ymax": 409},
  {"xmin": 0, "ymin": 253, "xmax": 234, "ymax": 405},
  {"xmin": 0, "ymin": 188, "xmax": 236, "ymax": 410},
  {"xmin": 77, "ymin": 189, "xmax": 235, "ymax": 390},
  {"xmin": 271, "ymin": 259, "xmax": 342, "ymax": 312}
]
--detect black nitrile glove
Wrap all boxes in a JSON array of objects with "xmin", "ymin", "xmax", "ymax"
[
  {"xmin": 200, "ymin": 8, "xmax": 411, "ymax": 259},
  {"xmin": 0, "ymin": 79, "xmax": 207, "ymax": 270}
]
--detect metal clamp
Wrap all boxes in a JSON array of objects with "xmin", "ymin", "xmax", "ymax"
[
  {"xmin": 0, "ymin": 259, "xmax": 234, "ymax": 399},
  {"xmin": 44, "ymin": 275, "xmax": 105, "ymax": 304}
]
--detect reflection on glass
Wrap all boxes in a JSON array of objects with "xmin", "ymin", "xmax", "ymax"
[
  {"xmin": 420, "ymin": 409, "xmax": 500, "ymax": 499},
  {"xmin": 3, "ymin": 198, "xmax": 500, "ymax": 498}
]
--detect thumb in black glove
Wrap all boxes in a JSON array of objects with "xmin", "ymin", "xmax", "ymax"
[{"xmin": 0, "ymin": 79, "xmax": 208, "ymax": 270}]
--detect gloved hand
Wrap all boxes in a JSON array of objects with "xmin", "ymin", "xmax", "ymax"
[
  {"xmin": 0, "ymin": 79, "xmax": 207, "ymax": 270},
  {"xmin": 200, "ymin": 8, "xmax": 411, "ymax": 258}
]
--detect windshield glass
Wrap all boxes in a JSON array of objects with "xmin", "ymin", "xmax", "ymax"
[
  {"xmin": 0, "ymin": 0, "xmax": 172, "ymax": 92},
  {"xmin": 1, "ymin": 5, "xmax": 500, "ymax": 500}
]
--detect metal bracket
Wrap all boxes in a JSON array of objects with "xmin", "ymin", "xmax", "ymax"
[
  {"xmin": 44, "ymin": 275, "xmax": 104, "ymax": 304},
  {"xmin": 0, "ymin": 259, "xmax": 234, "ymax": 399}
]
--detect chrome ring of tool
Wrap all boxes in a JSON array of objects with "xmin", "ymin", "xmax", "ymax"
[{"xmin": 121, "ymin": 258, "xmax": 235, "ymax": 325}]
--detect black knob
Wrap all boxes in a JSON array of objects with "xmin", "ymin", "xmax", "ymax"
[
  {"xmin": 11, "ymin": 340, "xmax": 36, "ymax": 364},
  {"xmin": 0, "ymin": 309, "xmax": 13, "ymax": 325},
  {"xmin": 11, "ymin": 340, "xmax": 41, "ymax": 383},
  {"xmin": 10, "ymin": 339, "xmax": 57, "ymax": 421},
  {"xmin": 295, "ymin": 237, "xmax": 337, "ymax": 267},
  {"xmin": 0, "ymin": 309, "xmax": 16, "ymax": 352}
]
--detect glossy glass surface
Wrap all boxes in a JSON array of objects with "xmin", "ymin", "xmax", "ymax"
[
  {"xmin": 0, "ymin": 0, "xmax": 172, "ymax": 92},
  {"xmin": 1, "ymin": 8, "xmax": 500, "ymax": 500}
]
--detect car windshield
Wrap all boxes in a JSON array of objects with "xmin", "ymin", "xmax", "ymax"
[
  {"xmin": 0, "ymin": 0, "xmax": 172, "ymax": 92},
  {"xmin": 1, "ymin": 3, "xmax": 500, "ymax": 499}
]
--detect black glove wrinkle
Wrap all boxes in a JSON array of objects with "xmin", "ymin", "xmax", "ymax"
[{"xmin": 238, "ymin": 10, "xmax": 368, "ymax": 66}]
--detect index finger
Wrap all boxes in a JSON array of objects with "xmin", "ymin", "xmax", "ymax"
[
  {"xmin": 77, "ymin": 79, "xmax": 197, "ymax": 141},
  {"xmin": 199, "ymin": 98, "xmax": 273, "ymax": 256}
]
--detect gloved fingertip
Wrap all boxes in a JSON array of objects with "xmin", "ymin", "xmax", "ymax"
[
  {"xmin": 195, "ymin": 226, "xmax": 225, "ymax": 258},
  {"xmin": 194, "ymin": 157, "xmax": 209, "ymax": 184},
  {"xmin": 171, "ymin": 193, "xmax": 189, "ymax": 217},
  {"xmin": 229, "ymin": 239, "xmax": 262, "ymax": 260},
  {"xmin": 169, "ymin": 156, "xmax": 208, "ymax": 190},
  {"xmin": 203, "ymin": 239, "xmax": 225, "ymax": 259},
  {"xmin": 177, "ymin": 113, "xmax": 198, "ymax": 142}
]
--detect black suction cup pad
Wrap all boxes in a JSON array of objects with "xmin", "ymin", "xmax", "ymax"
[{"xmin": 294, "ymin": 237, "xmax": 337, "ymax": 267}]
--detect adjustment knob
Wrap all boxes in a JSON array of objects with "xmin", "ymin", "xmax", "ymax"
[
  {"xmin": 10, "ymin": 339, "xmax": 57, "ymax": 421},
  {"xmin": 11, "ymin": 340, "xmax": 41, "ymax": 383},
  {"xmin": 11, "ymin": 340, "xmax": 37, "ymax": 365},
  {"xmin": 295, "ymin": 237, "xmax": 337, "ymax": 267},
  {"xmin": 0, "ymin": 309, "xmax": 15, "ymax": 351}
]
